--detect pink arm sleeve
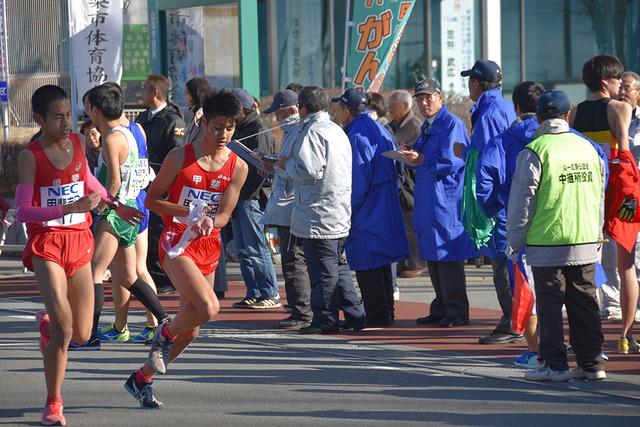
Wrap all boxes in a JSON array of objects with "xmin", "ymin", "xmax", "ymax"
[
  {"xmin": 15, "ymin": 184, "xmax": 64, "ymax": 223},
  {"xmin": 84, "ymin": 164, "xmax": 111, "ymax": 203}
]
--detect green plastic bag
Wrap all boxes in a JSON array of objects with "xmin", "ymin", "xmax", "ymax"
[{"xmin": 461, "ymin": 147, "xmax": 495, "ymax": 249}]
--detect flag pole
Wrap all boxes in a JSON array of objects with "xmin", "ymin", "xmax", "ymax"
[{"xmin": 340, "ymin": 0, "xmax": 352, "ymax": 92}]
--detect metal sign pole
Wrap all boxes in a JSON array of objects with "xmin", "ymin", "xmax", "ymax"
[
  {"xmin": 340, "ymin": 0, "xmax": 352, "ymax": 92},
  {"xmin": 67, "ymin": 0, "xmax": 78, "ymax": 132},
  {"xmin": 0, "ymin": 0, "xmax": 9, "ymax": 144}
]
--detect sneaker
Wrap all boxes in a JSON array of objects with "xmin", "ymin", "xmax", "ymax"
[
  {"xmin": 41, "ymin": 398, "xmax": 66, "ymax": 425},
  {"xmin": 68, "ymin": 334, "xmax": 101, "ymax": 351},
  {"xmin": 617, "ymin": 337, "xmax": 640, "ymax": 354},
  {"xmin": 479, "ymin": 329, "xmax": 525, "ymax": 344},
  {"xmin": 146, "ymin": 322, "xmax": 174, "ymax": 374},
  {"xmin": 132, "ymin": 326, "xmax": 157, "ymax": 344},
  {"xmin": 570, "ymin": 366, "xmax": 606, "ymax": 381},
  {"xmin": 393, "ymin": 287, "xmax": 400, "ymax": 301},
  {"xmin": 600, "ymin": 307, "xmax": 622, "ymax": 321},
  {"xmin": 278, "ymin": 317, "xmax": 311, "ymax": 330},
  {"xmin": 35, "ymin": 310, "xmax": 50, "ymax": 356},
  {"xmin": 124, "ymin": 373, "xmax": 162, "ymax": 409},
  {"xmin": 249, "ymin": 297, "xmax": 282, "ymax": 309},
  {"xmin": 232, "ymin": 297, "xmax": 258, "ymax": 309},
  {"xmin": 98, "ymin": 323, "xmax": 130, "ymax": 342},
  {"xmin": 525, "ymin": 366, "xmax": 571, "ymax": 382},
  {"xmin": 514, "ymin": 351, "xmax": 542, "ymax": 368}
]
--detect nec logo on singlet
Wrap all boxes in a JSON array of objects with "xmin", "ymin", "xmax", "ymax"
[
  {"xmin": 40, "ymin": 182, "xmax": 86, "ymax": 226},
  {"xmin": 174, "ymin": 186, "xmax": 222, "ymax": 225}
]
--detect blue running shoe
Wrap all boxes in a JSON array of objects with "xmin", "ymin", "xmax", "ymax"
[
  {"xmin": 132, "ymin": 326, "xmax": 157, "ymax": 344},
  {"xmin": 146, "ymin": 321, "xmax": 174, "ymax": 374},
  {"xmin": 514, "ymin": 351, "xmax": 541, "ymax": 368},
  {"xmin": 124, "ymin": 372, "xmax": 162, "ymax": 409},
  {"xmin": 68, "ymin": 334, "xmax": 101, "ymax": 351},
  {"xmin": 99, "ymin": 323, "xmax": 130, "ymax": 342}
]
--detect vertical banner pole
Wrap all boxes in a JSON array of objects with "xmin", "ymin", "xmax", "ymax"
[
  {"xmin": 0, "ymin": 0, "xmax": 10, "ymax": 143},
  {"xmin": 68, "ymin": 0, "xmax": 78, "ymax": 132},
  {"xmin": 340, "ymin": 0, "xmax": 352, "ymax": 92}
]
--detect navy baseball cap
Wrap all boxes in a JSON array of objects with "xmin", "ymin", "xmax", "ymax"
[
  {"xmin": 460, "ymin": 60, "xmax": 502, "ymax": 82},
  {"xmin": 536, "ymin": 90, "xmax": 571, "ymax": 116},
  {"xmin": 263, "ymin": 89, "xmax": 298, "ymax": 114},
  {"xmin": 413, "ymin": 78, "xmax": 441, "ymax": 96},
  {"xmin": 232, "ymin": 88, "xmax": 255, "ymax": 109},
  {"xmin": 331, "ymin": 88, "xmax": 367, "ymax": 110}
]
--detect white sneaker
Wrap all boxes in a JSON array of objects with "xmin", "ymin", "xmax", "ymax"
[
  {"xmin": 525, "ymin": 366, "xmax": 571, "ymax": 382},
  {"xmin": 393, "ymin": 287, "xmax": 400, "ymax": 301},
  {"xmin": 570, "ymin": 366, "xmax": 606, "ymax": 381}
]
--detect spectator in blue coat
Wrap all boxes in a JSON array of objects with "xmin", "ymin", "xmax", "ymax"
[
  {"xmin": 460, "ymin": 60, "xmax": 518, "ymax": 343},
  {"xmin": 333, "ymin": 89, "xmax": 409, "ymax": 327},
  {"xmin": 476, "ymin": 81, "xmax": 545, "ymax": 362},
  {"xmin": 399, "ymin": 79, "xmax": 476, "ymax": 327}
]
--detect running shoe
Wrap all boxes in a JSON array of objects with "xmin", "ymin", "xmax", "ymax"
[
  {"xmin": 124, "ymin": 372, "xmax": 162, "ymax": 409},
  {"xmin": 35, "ymin": 310, "xmax": 50, "ymax": 356},
  {"xmin": 68, "ymin": 334, "xmax": 101, "ymax": 351},
  {"xmin": 98, "ymin": 323, "xmax": 130, "ymax": 342},
  {"xmin": 41, "ymin": 398, "xmax": 65, "ymax": 426},
  {"xmin": 146, "ymin": 321, "xmax": 174, "ymax": 374},
  {"xmin": 232, "ymin": 297, "xmax": 258, "ymax": 309},
  {"xmin": 524, "ymin": 365, "xmax": 571, "ymax": 382},
  {"xmin": 132, "ymin": 326, "xmax": 157, "ymax": 344},
  {"xmin": 617, "ymin": 337, "xmax": 640, "ymax": 354},
  {"xmin": 249, "ymin": 297, "xmax": 282, "ymax": 309},
  {"xmin": 514, "ymin": 351, "xmax": 541, "ymax": 368},
  {"xmin": 570, "ymin": 366, "xmax": 606, "ymax": 381}
]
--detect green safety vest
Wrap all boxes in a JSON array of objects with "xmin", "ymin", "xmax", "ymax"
[{"xmin": 525, "ymin": 132, "xmax": 602, "ymax": 246}]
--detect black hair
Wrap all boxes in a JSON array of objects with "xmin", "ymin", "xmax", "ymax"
[
  {"xmin": 472, "ymin": 76, "xmax": 502, "ymax": 91},
  {"xmin": 286, "ymin": 82, "xmax": 303, "ymax": 93},
  {"xmin": 202, "ymin": 89, "xmax": 242, "ymax": 121},
  {"xmin": 538, "ymin": 107, "xmax": 564, "ymax": 121},
  {"xmin": 31, "ymin": 85, "xmax": 68, "ymax": 117},
  {"xmin": 101, "ymin": 81, "xmax": 124, "ymax": 96},
  {"xmin": 298, "ymin": 86, "xmax": 328, "ymax": 114},
  {"xmin": 582, "ymin": 54, "xmax": 624, "ymax": 92},
  {"xmin": 87, "ymin": 84, "xmax": 124, "ymax": 120},
  {"xmin": 366, "ymin": 92, "xmax": 388, "ymax": 117},
  {"xmin": 186, "ymin": 77, "xmax": 214, "ymax": 111},
  {"xmin": 80, "ymin": 119, "xmax": 96, "ymax": 135},
  {"xmin": 512, "ymin": 81, "xmax": 545, "ymax": 114}
]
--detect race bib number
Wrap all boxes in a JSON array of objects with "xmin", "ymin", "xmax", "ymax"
[
  {"xmin": 40, "ymin": 182, "xmax": 86, "ymax": 227},
  {"xmin": 173, "ymin": 186, "xmax": 222, "ymax": 225},
  {"xmin": 131, "ymin": 158, "xmax": 150, "ymax": 193}
]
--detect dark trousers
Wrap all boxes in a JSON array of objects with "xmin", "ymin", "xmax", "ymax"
[
  {"xmin": 491, "ymin": 257, "xmax": 515, "ymax": 333},
  {"xmin": 400, "ymin": 208, "xmax": 427, "ymax": 271},
  {"xmin": 147, "ymin": 212, "xmax": 172, "ymax": 288},
  {"xmin": 214, "ymin": 228, "xmax": 228, "ymax": 292},
  {"xmin": 355, "ymin": 265, "xmax": 394, "ymax": 322},
  {"xmin": 532, "ymin": 264, "xmax": 604, "ymax": 372},
  {"xmin": 301, "ymin": 237, "xmax": 366, "ymax": 330},
  {"xmin": 279, "ymin": 226, "xmax": 312, "ymax": 321},
  {"xmin": 426, "ymin": 261, "xmax": 469, "ymax": 319}
]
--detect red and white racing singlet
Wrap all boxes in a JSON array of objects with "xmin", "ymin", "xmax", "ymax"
[
  {"xmin": 163, "ymin": 144, "xmax": 238, "ymax": 232},
  {"xmin": 27, "ymin": 133, "xmax": 91, "ymax": 236}
]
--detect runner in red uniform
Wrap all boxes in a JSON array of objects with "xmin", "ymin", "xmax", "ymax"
[
  {"xmin": 17, "ymin": 85, "xmax": 142, "ymax": 426},
  {"xmin": 124, "ymin": 89, "xmax": 248, "ymax": 408}
]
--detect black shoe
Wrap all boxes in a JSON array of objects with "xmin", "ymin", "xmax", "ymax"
[
  {"xmin": 416, "ymin": 315, "xmax": 445, "ymax": 325},
  {"xmin": 438, "ymin": 315, "xmax": 469, "ymax": 327},
  {"xmin": 214, "ymin": 291, "xmax": 225, "ymax": 299},
  {"xmin": 124, "ymin": 373, "xmax": 162, "ymax": 409},
  {"xmin": 283, "ymin": 304, "xmax": 292, "ymax": 313},
  {"xmin": 478, "ymin": 329, "xmax": 525, "ymax": 344},
  {"xmin": 366, "ymin": 318, "xmax": 394, "ymax": 327},
  {"xmin": 278, "ymin": 317, "xmax": 312, "ymax": 330},
  {"xmin": 341, "ymin": 319, "xmax": 366, "ymax": 332},
  {"xmin": 298, "ymin": 325, "xmax": 340, "ymax": 335},
  {"xmin": 68, "ymin": 334, "xmax": 101, "ymax": 351}
]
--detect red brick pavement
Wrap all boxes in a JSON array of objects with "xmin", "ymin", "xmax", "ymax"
[{"xmin": 2, "ymin": 276, "xmax": 638, "ymax": 375}]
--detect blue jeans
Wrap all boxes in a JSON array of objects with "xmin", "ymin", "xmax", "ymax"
[
  {"xmin": 231, "ymin": 199, "xmax": 279, "ymax": 299},
  {"xmin": 301, "ymin": 237, "xmax": 366, "ymax": 330}
]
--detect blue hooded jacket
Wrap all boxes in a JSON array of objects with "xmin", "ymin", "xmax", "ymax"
[
  {"xmin": 476, "ymin": 115, "xmax": 539, "ymax": 258},
  {"xmin": 344, "ymin": 113, "xmax": 409, "ymax": 270},
  {"xmin": 413, "ymin": 106, "xmax": 476, "ymax": 261}
]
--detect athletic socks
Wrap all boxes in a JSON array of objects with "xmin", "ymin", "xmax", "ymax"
[
  {"xmin": 161, "ymin": 322, "xmax": 177, "ymax": 341},
  {"xmin": 134, "ymin": 368, "xmax": 153, "ymax": 385},
  {"xmin": 92, "ymin": 283, "xmax": 104, "ymax": 335},
  {"xmin": 129, "ymin": 279, "xmax": 168, "ymax": 322}
]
